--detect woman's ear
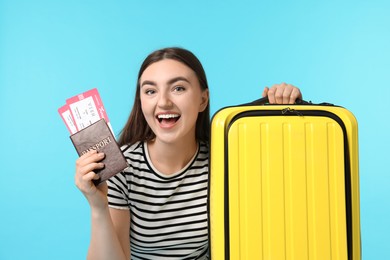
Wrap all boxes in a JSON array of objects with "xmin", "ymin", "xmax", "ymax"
[{"xmin": 199, "ymin": 89, "xmax": 209, "ymax": 112}]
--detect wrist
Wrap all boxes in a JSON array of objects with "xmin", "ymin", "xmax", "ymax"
[{"xmin": 90, "ymin": 204, "xmax": 110, "ymax": 219}]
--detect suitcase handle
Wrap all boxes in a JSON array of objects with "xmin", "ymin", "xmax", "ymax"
[{"xmin": 249, "ymin": 97, "xmax": 311, "ymax": 105}]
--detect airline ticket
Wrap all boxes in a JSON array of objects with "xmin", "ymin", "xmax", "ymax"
[{"xmin": 58, "ymin": 88, "xmax": 112, "ymax": 135}]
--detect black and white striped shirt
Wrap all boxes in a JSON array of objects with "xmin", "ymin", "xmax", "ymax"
[{"xmin": 108, "ymin": 141, "xmax": 209, "ymax": 260}]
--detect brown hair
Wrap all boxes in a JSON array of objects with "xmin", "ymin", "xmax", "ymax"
[{"xmin": 118, "ymin": 47, "xmax": 210, "ymax": 146}]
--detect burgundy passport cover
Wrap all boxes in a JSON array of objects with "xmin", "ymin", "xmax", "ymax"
[{"xmin": 70, "ymin": 119, "xmax": 128, "ymax": 184}]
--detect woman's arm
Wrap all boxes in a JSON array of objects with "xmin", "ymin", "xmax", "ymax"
[
  {"xmin": 75, "ymin": 150, "xmax": 130, "ymax": 260},
  {"xmin": 87, "ymin": 207, "xmax": 130, "ymax": 260}
]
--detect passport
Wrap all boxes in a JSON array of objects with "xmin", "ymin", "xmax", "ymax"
[{"xmin": 70, "ymin": 118, "xmax": 128, "ymax": 184}]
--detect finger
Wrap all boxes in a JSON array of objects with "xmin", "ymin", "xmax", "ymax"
[
  {"xmin": 77, "ymin": 169, "xmax": 100, "ymax": 185},
  {"xmin": 82, "ymin": 171, "xmax": 98, "ymax": 182},
  {"xmin": 75, "ymin": 171, "xmax": 97, "ymax": 192},
  {"xmin": 289, "ymin": 87, "xmax": 302, "ymax": 104},
  {"xmin": 282, "ymin": 84, "xmax": 293, "ymax": 104},
  {"xmin": 76, "ymin": 151, "xmax": 105, "ymax": 168},
  {"xmin": 274, "ymin": 84, "xmax": 285, "ymax": 104},
  {"xmin": 77, "ymin": 162, "xmax": 105, "ymax": 177},
  {"xmin": 78, "ymin": 149, "xmax": 98, "ymax": 160},
  {"xmin": 262, "ymin": 87, "xmax": 269, "ymax": 97},
  {"xmin": 75, "ymin": 163, "xmax": 104, "ymax": 189},
  {"xmin": 267, "ymin": 86, "xmax": 277, "ymax": 104}
]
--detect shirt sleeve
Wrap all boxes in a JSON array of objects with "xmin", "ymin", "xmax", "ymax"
[{"xmin": 107, "ymin": 171, "xmax": 130, "ymax": 210}]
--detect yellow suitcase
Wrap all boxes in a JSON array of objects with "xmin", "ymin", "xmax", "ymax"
[{"xmin": 209, "ymin": 98, "xmax": 361, "ymax": 260}]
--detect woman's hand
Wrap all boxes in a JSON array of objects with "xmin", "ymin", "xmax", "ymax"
[
  {"xmin": 75, "ymin": 150, "xmax": 108, "ymax": 210},
  {"xmin": 262, "ymin": 83, "xmax": 302, "ymax": 104}
]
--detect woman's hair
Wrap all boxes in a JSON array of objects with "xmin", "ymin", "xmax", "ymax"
[{"xmin": 118, "ymin": 47, "xmax": 210, "ymax": 146}]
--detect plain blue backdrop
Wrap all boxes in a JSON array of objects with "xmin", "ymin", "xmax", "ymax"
[{"xmin": 1, "ymin": 0, "xmax": 389, "ymax": 259}]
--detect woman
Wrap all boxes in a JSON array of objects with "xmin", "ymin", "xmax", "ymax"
[{"xmin": 75, "ymin": 47, "xmax": 302, "ymax": 259}]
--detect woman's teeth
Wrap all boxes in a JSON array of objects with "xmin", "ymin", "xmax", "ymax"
[{"xmin": 157, "ymin": 114, "xmax": 180, "ymax": 123}]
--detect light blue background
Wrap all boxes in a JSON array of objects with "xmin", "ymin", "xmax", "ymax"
[{"xmin": 1, "ymin": 0, "xmax": 389, "ymax": 259}]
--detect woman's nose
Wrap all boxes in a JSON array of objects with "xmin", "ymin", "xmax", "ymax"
[{"xmin": 158, "ymin": 92, "xmax": 173, "ymax": 108}]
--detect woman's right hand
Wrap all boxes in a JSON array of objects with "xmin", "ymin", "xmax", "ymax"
[{"xmin": 75, "ymin": 150, "xmax": 108, "ymax": 210}]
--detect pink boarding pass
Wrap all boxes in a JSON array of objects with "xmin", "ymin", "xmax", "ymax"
[
  {"xmin": 58, "ymin": 88, "xmax": 113, "ymax": 135},
  {"xmin": 58, "ymin": 104, "xmax": 78, "ymax": 134},
  {"xmin": 65, "ymin": 88, "xmax": 110, "ymax": 132}
]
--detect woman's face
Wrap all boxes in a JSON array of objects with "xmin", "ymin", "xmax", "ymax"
[{"xmin": 139, "ymin": 59, "xmax": 209, "ymax": 145}]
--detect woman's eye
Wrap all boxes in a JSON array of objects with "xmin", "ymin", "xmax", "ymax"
[
  {"xmin": 174, "ymin": 86, "xmax": 185, "ymax": 92},
  {"xmin": 145, "ymin": 89, "xmax": 156, "ymax": 95}
]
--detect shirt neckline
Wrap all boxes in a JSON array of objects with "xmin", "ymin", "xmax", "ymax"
[{"xmin": 143, "ymin": 141, "xmax": 200, "ymax": 179}]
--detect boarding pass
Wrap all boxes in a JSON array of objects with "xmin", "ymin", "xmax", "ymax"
[{"xmin": 58, "ymin": 88, "xmax": 112, "ymax": 135}]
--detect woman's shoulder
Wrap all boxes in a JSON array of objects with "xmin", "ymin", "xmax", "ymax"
[
  {"xmin": 194, "ymin": 141, "xmax": 209, "ymax": 165},
  {"xmin": 199, "ymin": 141, "xmax": 209, "ymax": 155}
]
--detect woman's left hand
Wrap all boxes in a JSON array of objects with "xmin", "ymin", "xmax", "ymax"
[{"xmin": 262, "ymin": 83, "xmax": 302, "ymax": 104}]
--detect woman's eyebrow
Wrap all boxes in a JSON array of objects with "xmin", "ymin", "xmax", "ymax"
[
  {"xmin": 141, "ymin": 77, "xmax": 191, "ymax": 87},
  {"xmin": 167, "ymin": 76, "xmax": 190, "ymax": 85},
  {"xmin": 140, "ymin": 80, "xmax": 156, "ymax": 87}
]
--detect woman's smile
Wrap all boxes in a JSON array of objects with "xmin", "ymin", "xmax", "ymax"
[{"xmin": 156, "ymin": 113, "xmax": 181, "ymax": 127}]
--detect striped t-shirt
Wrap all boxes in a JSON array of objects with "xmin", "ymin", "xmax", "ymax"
[{"xmin": 107, "ymin": 141, "xmax": 209, "ymax": 260}]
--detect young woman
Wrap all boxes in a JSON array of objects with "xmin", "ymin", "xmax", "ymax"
[{"xmin": 75, "ymin": 47, "xmax": 302, "ymax": 260}]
